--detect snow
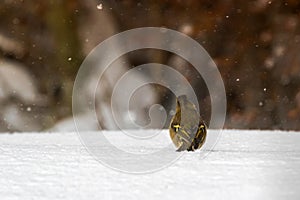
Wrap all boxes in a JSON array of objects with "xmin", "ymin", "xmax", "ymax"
[{"xmin": 0, "ymin": 129, "xmax": 300, "ymax": 200}]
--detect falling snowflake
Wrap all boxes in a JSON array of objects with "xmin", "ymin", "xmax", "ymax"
[{"xmin": 97, "ymin": 3, "xmax": 103, "ymax": 10}]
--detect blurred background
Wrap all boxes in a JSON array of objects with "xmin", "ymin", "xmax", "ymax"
[{"xmin": 0, "ymin": 0, "xmax": 300, "ymax": 132}]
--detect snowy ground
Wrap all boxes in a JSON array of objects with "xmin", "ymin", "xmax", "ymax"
[{"xmin": 0, "ymin": 129, "xmax": 300, "ymax": 200}]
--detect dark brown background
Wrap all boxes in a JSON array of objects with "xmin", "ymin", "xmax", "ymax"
[{"xmin": 0, "ymin": 0, "xmax": 300, "ymax": 131}]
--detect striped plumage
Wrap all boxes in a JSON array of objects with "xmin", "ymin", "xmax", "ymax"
[{"xmin": 169, "ymin": 95, "xmax": 207, "ymax": 151}]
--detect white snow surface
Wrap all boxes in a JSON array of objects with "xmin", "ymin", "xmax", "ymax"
[{"xmin": 0, "ymin": 129, "xmax": 300, "ymax": 200}]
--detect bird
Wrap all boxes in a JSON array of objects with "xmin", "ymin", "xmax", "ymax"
[{"xmin": 169, "ymin": 95, "xmax": 207, "ymax": 151}]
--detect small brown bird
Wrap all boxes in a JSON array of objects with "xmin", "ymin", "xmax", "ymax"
[{"xmin": 169, "ymin": 95, "xmax": 207, "ymax": 151}]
